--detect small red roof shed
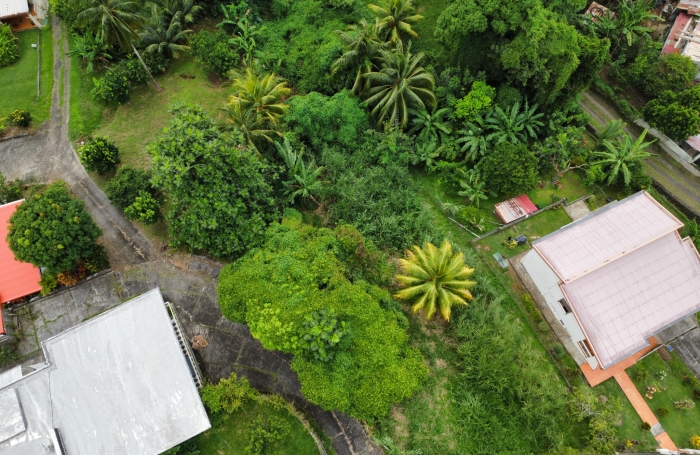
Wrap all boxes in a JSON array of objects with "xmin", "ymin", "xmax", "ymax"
[
  {"xmin": 494, "ymin": 195, "xmax": 538, "ymax": 224},
  {"xmin": 0, "ymin": 200, "xmax": 42, "ymax": 333}
]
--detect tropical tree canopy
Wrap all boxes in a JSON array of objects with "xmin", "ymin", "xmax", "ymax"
[
  {"xmin": 139, "ymin": 4, "xmax": 192, "ymax": 58},
  {"xmin": 77, "ymin": 0, "xmax": 144, "ymax": 51},
  {"xmin": 332, "ymin": 18, "xmax": 386, "ymax": 95},
  {"xmin": 363, "ymin": 41, "xmax": 436, "ymax": 129},
  {"xmin": 228, "ymin": 67, "xmax": 291, "ymax": 123},
  {"xmin": 394, "ymin": 240, "xmax": 477, "ymax": 322},
  {"xmin": 368, "ymin": 0, "xmax": 424, "ymax": 43}
]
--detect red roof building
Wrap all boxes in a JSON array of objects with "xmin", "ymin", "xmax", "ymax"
[
  {"xmin": 0, "ymin": 200, "xmax": 42, "ymax": 334},
  {"xmin": 493, "ymin": 194, "xmax": 538, "ymax": 224}
]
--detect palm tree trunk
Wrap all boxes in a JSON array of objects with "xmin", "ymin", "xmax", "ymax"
[{"xmin": 132, "ymin": 44, "xmax": 162, "ymax": 92}]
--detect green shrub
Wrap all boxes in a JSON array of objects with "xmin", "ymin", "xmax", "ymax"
[
  {"xmin": 675, "ymin": 399, "xmax": 696, "ymax": 410},
  {"xmin": 200, "ymin": 373, "xmax": 257, "ymax": 415},
  {"xmin": 454, "ymin": 81, "xmax": 496, "ymax": 120},
  {"xmin": 633, "ymin": 368, "xmax": 648, "ymax": 382},
  {"xmin": 550, "ymin": 343, "xmax": 566, "ymax": 360},
  {"xmin": 83, "ymin": 244, "xmax": 110, "ymax": 273},
  {"xmin": 0, "ymin": 346, "xmax": 19, "ymax": 368},
  {"xmin": 569, "ymin": 386, "xmax": 622, "ymax": 453},
  {"xmin": 640, "ymin": 421, "xmax": 651, "ymax": 431},
  {"xmin": 105, "ymin": 166, "xmax": 157, "ymax": 210},
  {"xmin": 78, "ymin": 136, "xmax": 121, "ymax": 174},
  {"xmin": 521, "ymin": 293, "xmax": 544, "ymax": 324},
  {"xmin": 478, "ymin": 142, "xmax": 539, "ymax": 197},
  {"xmin": 190, "ymin": 30, "xmax": 238, "ymax": 77},
  {"xmin": 39, "ymin": 273, "xmax": 58, "ymax": 296},
  {"xmin": 628, "ymin": 166, "xmax": 652, "ymax": 192},
  {"xmin": 118, "ymin": 57, "xmax": 149, "ymax": 86},
  {"xmin": 92, "ymin": 69, "xmax": 131, "ymax": 104},
  {"xmin": 682, "ymin": 374, "xmax": 700, "ymax": 388},
  {"xmin": 246, "ymin": 415, "xmax": 291, "ymax": 455},
  {"xmin": 657, "ymin": 406, "xmax": 669, "ymax": 417},
  {"xmin": 217, "ymin": 220, "xmax": 427, "ymax": 420},
  {"xmin": 143, "ymin": 51, "xmax": 168, "ymax": 75},
  {"xmin": 495, "ymin": 85, "xmax": 523, "ymax": 109},
  {"xmin": 0, "ymin": 24, "xmax": 19, "ymax": 68},
  {"xmin": 0, "ymin": 172, "xmax": 22, "ymax": 204},
  {"xmin": 124, "ymin": 190, "xmax": 161, "ymax": 224},
  {"xmin": 299, "ymin": 309, "xmax": 349, "ymax": 362},
  {"xmin": 10, "ymin": 109, "xmax": 31, "ymax": 127}
]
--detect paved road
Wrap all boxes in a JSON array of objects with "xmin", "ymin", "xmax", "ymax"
[
  {"xmin": 0, "ymin": 18, "xmax": 156, "ymax": 269},
  {"xmin": 6, "ymin": 258, "xmax": 380, "ymax": 455},
  {"xmin": 580, "ymin": 90, "xmax": 700, "ymax": 217}
]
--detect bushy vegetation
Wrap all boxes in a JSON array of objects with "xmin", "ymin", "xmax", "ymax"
[
  {"xmin": 218, "ymin": 214, "xmax": 427, "ymax": 420},
  {"xmin": 9, "ymin": 109, "xmax": 31, "ymax": 127},
  {"xmin": 105, "ymin": 166, "xmax": 159, "ymax": 210},
  {"xmin": 0, "ymin": 24, "xmax": 19, "ymax": 68},
  {"xmin": 78, "ymin": 136, "xmax": 121, "ymax": 173},
  {"xmin": 7, "ymin": 181, "xmax": 102, "ymax": 274}
]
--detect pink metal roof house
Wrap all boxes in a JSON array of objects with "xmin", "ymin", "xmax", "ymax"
[{"xmin": 522, "ymin": 192, "xmax": 700, "ymax": 371}]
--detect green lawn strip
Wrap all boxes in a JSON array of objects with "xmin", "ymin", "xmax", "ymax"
[
  {"xmin": 0, "ymin": 25, "xmax": 53, "ymax": 124},
  {"xmin": 67, "ymin": 46, "xmax": 105, "ymax": 140},
  {"xmin": 94, "ymin": 54, "xmax": 229, "ymax": 170},
  {"xmin": 628, "ymin": 352, "xmax": 700, "ymax": 448},
  {"xmin": 593, "ymin": 377, "xmax": 658, "ymax": 450},
  {"xmin": 195, "ymin": 399, "xmax": 319, "ymax": 455}
]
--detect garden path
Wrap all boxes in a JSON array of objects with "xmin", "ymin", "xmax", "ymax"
[{"xmin": 0, "ymin": 16, "xmax": 157, "ymax": 269}]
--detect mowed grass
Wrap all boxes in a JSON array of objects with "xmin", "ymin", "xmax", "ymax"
[
  {"xmin": 628, "ymin": 352, "xmax": 700, "ymax": 447},
  {"xmin": 0, "ymin": 25, "xmax": 53, "ymax": 124},
  {"xmin": 195, "ymin": 400, "xmax": 319, "ymax": 455},
  {"xmin": 92, "ymin": 55, "xmax": 229, "ymax": 169}
]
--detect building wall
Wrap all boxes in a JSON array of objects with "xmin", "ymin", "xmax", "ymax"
[{"xmin": 520, "ymin": 250, "xmax": 598, "ymax": 369}]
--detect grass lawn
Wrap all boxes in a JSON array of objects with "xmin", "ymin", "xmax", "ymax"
[
  {"xmin": 68, "ymin": 51, "xmax": 104, "ymax": 140},
  {"xmin": 628, "ymin": 352, "xmax": 700, "ymax": 448},
  {"xmin": 83, "ymin": 54, "xmax": 229, "ymax": 169},
  {"xmin": 0, "ymin": 25, "xmax": 53, "ymax": 125},
  {"xmin": 194, "ymin": 399, "xmax": 319, "ymax": 455}
]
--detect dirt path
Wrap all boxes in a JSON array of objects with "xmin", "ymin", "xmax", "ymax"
[
  {"xmin": 0, "ymin": 18, "xmax": 157, "ymax": 268},
  {"xmin": 580, "ymin": 90, "xmax": 700, "ymax": 217}
]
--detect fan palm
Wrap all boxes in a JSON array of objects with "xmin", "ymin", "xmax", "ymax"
[
  {"xmin": 228, "ymin": 67, "xmax": 291, "ymax": 124},
  {"xmin": 139, "ymin": 5, "xmax": 191, "ymax": 59},
  {"xmin": 368, "ymin": 0, "xmax": 424, "ymax": 43},
  {"xmin": 363, "ymin": 41, "xmax": 436, "ymax": 129},
  {"xmin": 394, "ymin": 240, "xmax": 476, "ymax": 322},
  {"xmin": 77, "ymin": 0, "xmax": 162, "ymax": 90},
  {"xmin": 408, "ymin": 107, "xmax": 452, "ymax": 148},
  {"xmin": 485, "ymin": 101, "xmax": 544, "ymax": 144},
  {"xmin": 592, "ymin": 129, "xmax": 655, "ymax": 185},
  {"xmin": 332, "ymin": 18, "xmax": 386, "ymax": 96}
]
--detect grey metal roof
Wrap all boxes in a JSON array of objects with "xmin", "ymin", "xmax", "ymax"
[{"xmin": 0, "ymin": 288, "xmax": 210, "ymax": 455}]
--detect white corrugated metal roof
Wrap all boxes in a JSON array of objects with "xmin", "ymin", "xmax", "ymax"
[
  {"xmin": 0, "ymin": 0, "xmax": 29, "ymax": 18},
  {"xmin": 562, "ymin": 233, "xmax": 700, "ymax": 369},
  {"xmin": 532, "ymin": 191, "xmax": 682, "ymax": 283}
]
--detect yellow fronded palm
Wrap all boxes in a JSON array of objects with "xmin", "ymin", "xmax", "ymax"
[
  {"xmin": 228, "ymin": 67, "xmax": 291, "ymax": 125},
  {"xmin": 394, "ymin": 240, "xmax": 476, "ymax": 322},
  {"xmin": 368, "ymin": 0, "xmax": 424, "ymax": 43}
]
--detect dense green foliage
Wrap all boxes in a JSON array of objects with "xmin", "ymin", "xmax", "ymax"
[
  {"xmin": 7, "ymin": 181, "xmax": 102, "ymax": 274},
  {"xmin": 148, "ymin": 103, "xmax": 278, "ymax": 258},
  {"xmin": 218, "ymin": 217, "xmax": 427, "ymax": 420},
  {"xmin": 9, "ymin": 109, "xmax": 31, "ymax": 127},
  {"xmin": 123, "ymin": 190, "xmax": 161, "ymax": 224},
  {"xmin": 200, "ymin": 373, "xmax": 257, "ymax": 415},
  {"xmin": 105, "ymin": 166, "xmax": 158, "ymax": 210},
  {"xmin": 643, "ymin": 89, "xmax": 700, "ymax": 142},
  {"xmin": 0, "ymin": 24, "xmax": 19, "ymax": 68},
  {"xmin": 285, "ymin": 91, "xmax": 369, "ymax": 150},
  {"xmin": 478, "ymin": 142, "xmax": 539, "ymax": 196},
  {"xmin": 78, "ymin": 136, "xmax": 121, "ymax": 173},
  {"xmin": 299, "ymin": 308, "xmax": 349, "ymax": 362},
  {"xmin": 0, "ymin": 173, "xmax": 22, "ymax": 204},
  {"xmin": 189, "ymin": 30, "xmax": 239, "ymax": 76},
  {"xmin": 627, "ymin": 48, "xmax": 697, "ymax": 98},
  {"xmin": 454, "ymin": 82, "xmax": 495, "ymax": 120},
  {"xmin": 92, "ymin": 68, "xmax": 131, "ymax": 104}
]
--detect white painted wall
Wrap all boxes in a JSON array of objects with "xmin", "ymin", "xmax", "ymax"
[{"xmin": 521, "ymin": 250, "xmax": 599, "ymax": 369}]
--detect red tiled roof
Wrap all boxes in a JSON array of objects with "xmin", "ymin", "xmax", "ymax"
[
  {"xmin": 494, "ymin": 194, "xmax": 538, "ymax": 224},
  {"xmin": 0, "ymin": 200, "xmax": 41, "ymax": 306}
]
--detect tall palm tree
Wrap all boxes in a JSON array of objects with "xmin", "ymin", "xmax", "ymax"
[
  {"xmin": 332, "ymin": 18, "xmax": 386, "ymax": 96},
  {"xmin": 228, "ymin": 67, "xmax": 291, "ymax": 124},
  {"xmin": 368, "ymin": 0, "xmax": 424, "ymax": 43},
  {"xmin": 222, "ymin": 99, "xmax": 278, "ymax": 152},
  {"xmin": 77, "ymin": 0, "xmax": 162, "ymax": 90},
  {"xmin": 139, "ymin": 5, "xmax": 191, "ymax": 59},
  {"xmin": 394, "ymin": 240, "xmax": 476, "ymax": 322},
  {"xmin": 363, "ymin": 41, "xmax": 436, "ymax": 129},
  {"xmin": 150, "ymin": 0, "xmax": 201, "ymax": 26},
  {"xmin": 592, "ymin": 129, "xmax": 655, "ymax": 185}
]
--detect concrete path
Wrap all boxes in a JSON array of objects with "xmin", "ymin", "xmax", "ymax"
[
  {"xmin": 5, "ymin": 257, "xmax": 380, "ymax": 455},
  {"xmin": 0, "ymin": 17, "xmax": 156, "ymax": 269},
  {"xmin": 613, "ymin": 371, "xmax": 677, "ymax": 451},
  {"xmin": 563, "ymin": 200, "xmax": 591, "ymax": 221},
  {"xmin": 580, "ymin": 90, "xmax": 700, "ymax": 218}
]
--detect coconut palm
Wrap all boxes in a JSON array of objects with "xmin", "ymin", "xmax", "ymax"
[
  {"xmin": 228, "ymin": 67, "xmax": 291, "ymax": 124},
  {"xmin": 408, "ymin": 107, "xmax": 452, "ymax": 148},
  {"xmin": 363, "ymin": 41, "xmax": 436, "ymax": 129},
  {"xmin": 485, "ymin": 101, "xmax": 544, "ymax": 144},
  {"xmin": 394, "ymin": 240, "xmax": 476, "ymax": 322},
  {"xmin": 139, "ymin": 5, "xmax": 191, "ymax": 59},
  {"xmin": 77, "ymin": 0, "xmax": 162, "ymax": 90},
  {"xmin": 332, "ymin": 18, "xmax": 386, "ymax": 96},
  {"xmin": 592, "ymin": 129, "xmax": 655, "ymax": 185},
  {"xmin": 368, "ymin": 0, "xmax": 424, "ymax": 43},
  {"xmin": 221, "ymin": 99, "xmax": 278, "ymax": 151}
]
